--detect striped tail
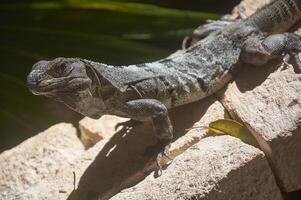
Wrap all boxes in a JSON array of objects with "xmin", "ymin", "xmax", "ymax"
[{"xmin": 246, "ymin": 0, "xmax": 301, "ymax": 33}]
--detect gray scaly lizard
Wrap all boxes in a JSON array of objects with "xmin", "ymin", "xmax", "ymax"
[{"xmin": 27, "ymin": 0, "xmax": 301, "ymax": 172}]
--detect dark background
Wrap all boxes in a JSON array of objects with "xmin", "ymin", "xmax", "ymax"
[{"xmin": 0, "ymin": 0, "xmax": 239, "ymax": 152}]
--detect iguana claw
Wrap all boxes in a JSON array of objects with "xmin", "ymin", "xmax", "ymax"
[
  {"xmin": 290, "ymin": 52, "xmax": 301, "ymax": 73},
  {"xmin": 144, "ymin": 140, "xmax": 172, "ymax": 177}
]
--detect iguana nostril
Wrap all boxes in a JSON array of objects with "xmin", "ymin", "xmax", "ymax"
[{"xmin": 27, "ymin": 71, "xmax": 40, "ymax": 90}]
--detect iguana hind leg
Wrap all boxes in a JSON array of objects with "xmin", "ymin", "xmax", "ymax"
[
  {"xmin": 124, "ymin": 99, "xmax": 173, "ymax": 173},
  {"xmin": 183, "ymin": 20, "xmax": 234, "ymax": 49},
  {"xmin": 183, "ymin": 5, "xmax": 245, "ymax": 49},
  {"xmin": 241, "ymin": 33, "xmax": 301, "ymax": 73}
]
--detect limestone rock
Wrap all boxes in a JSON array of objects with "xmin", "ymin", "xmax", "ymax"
[
  {"xmin": 111, "ymin": 136, "xmax": 282, "ymax": 200},
  {"xmin": 220, "ymin": 0, "xmax": 301, "ymax": 193},
  {"xmin": 0, "ymin": 123, "xmax": 84, "ymax": 200},
  {"xmin": 79, "ymin": 115, "xmax": 129, "ymax": 149},
  {"xmin": 0, "ymin": 99, "xmax": 229, "ymax": 200},
  {"xmin": 219, "ymin": 63, "xmax": 301, "ymax": 192},
  {"xmin": 231, "ymin": 0, "xmax": 271, "ymax": 18},
  {"xmin": 75, "ymin": 99, "xmax": 228, "ymax": 200}
]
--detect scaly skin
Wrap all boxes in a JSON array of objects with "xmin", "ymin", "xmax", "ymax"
[
  {"xmin": 27, "ymin": 0, "xmax": 301, "ymax": 173},
  {"xmin": 247, "ymin": 0, "xmax": 301, "ymax": 33}
]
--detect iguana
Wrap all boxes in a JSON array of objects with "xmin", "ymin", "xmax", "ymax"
[{"xmin": 27, "ymin": 0, "xmax": 301, "ymax": 171}]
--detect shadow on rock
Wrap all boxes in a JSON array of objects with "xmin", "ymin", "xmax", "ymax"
[
  {"xmin": 76, "ymin": 97, "xmax": 216, "ymax": 200},
  {"xmin": 233, "ymin": 60, "xmax": 281, "ymax": 93}
]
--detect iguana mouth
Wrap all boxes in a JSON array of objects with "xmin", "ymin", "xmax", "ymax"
[{"xmin": 29, "ymin": 76, "xmax": 90, "ymax": 95}]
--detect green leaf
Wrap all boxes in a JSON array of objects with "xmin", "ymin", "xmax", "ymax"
[{"xmin": 208, "ymin": 119, "xmax": 260, "ymax": 148}]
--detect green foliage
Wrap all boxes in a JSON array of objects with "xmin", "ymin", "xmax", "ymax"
[
  {"xmin": 33, "ymin": 1, "xmax": 218, "ymax": 18},
  {"xmin": 208, "ymin": 119, "xmax": 260, "ymax": 148},
  {"xmin": 0, "ymin": 0, "xmax": 219, "ymax": 19}
]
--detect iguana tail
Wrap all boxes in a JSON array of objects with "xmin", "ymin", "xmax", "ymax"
[{"xmin": 246, "ymin": 0, "xmax": 301, "ymax": 33}]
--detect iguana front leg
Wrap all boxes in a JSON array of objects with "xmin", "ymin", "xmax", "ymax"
[
  {"xmin": 123, "ymin": 99, "xmax": 173, "ymax": 171},
  {"xmin": 241, "ymin": 33, "xmax": 301, "ymax": 73}
]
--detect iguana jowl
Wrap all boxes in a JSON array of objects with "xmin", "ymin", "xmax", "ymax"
[{"xmin": 27, "ymin": 0, "xmax": 301, "ymax": 169}]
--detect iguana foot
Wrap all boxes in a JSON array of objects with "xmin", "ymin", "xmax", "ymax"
[
  {"xmin": 288, "ymin": 52, "xmax": 301, "ymax": 73},
  {"xmin": 114, "ymin": 119, "xmax": 140, "ymax": 131},
  {"xmin": 183, "ymin": 7, "xmax": 245, "ymax": 49},
  {"xmin": 241, "ymin": 32, "xmax": 301, "ymax": 73},
  {"xmin": 122, "ymin": 98, "xmax": 173, "ymax": 175},
  {"xmin": 144, "ymin": 140, "xmax": 172, "ymax": 177},
  {"xmin": 155, "ymin": 143, "xmax": 172, "ymax": 176},
  {"xmin": 236, "ymin": 5, "xmax": 247, "ymax": 19},
  {"xmin": 144, "ymin": 140, "xmax": 171, "ymax": 158},
  {"xmin": 183, "ymin": 20, "xmax": 234, "ymax": 49}
]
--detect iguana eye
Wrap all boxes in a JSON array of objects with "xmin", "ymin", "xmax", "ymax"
[
  {"xmin": 48, "ymin": 63, "xmax": 72, "ymax": 78},
  {"xmin": 48, "ymin": 65, "xmax": 65, "ymax": 77}
]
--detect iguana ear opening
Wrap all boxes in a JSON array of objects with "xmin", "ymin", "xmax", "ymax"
[{"xmin": 84, "ymin": 61, "xmax": 102, "ymax": 97}]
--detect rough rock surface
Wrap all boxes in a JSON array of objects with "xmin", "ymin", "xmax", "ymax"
[
  {"xmin": 231, "ymin": 0, "xmax": 271, "ymax": 18},
  {"xmin": 216, "ymin": 9, "xmax": 301, "ymax": 191},
  {"xmin": 0, "ymin": 123, "xmax": 84, "ymax": 199},
  {"xmin": 0, "ymin": 99, "xmax": 231, "ymax": 200},
  {"xmin": 219, "ymin": 60, "xmax": 301, "ymax": 192},
  {"xmin": 79, "ymin": 115, "xmax": 129, "ymax": 149},
  {"xmin": 75, "ymin": 99, "xmax": 228, "ymax": 200},
  {"xmin": 111, "ymin": 136, "xmax": 282, "ymax": 200},
  {"xmin": 217, "ymin": 0, "xmax": 301, "ymax": 192}
]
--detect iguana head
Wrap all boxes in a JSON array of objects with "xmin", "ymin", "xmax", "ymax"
[
  {"xmin": 27, "ymin": 57, "xmax": 107, "ymax": 118},
  {"xmin": 27, "ymin": 57, "xmax": 91, "ymax": 96}
]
